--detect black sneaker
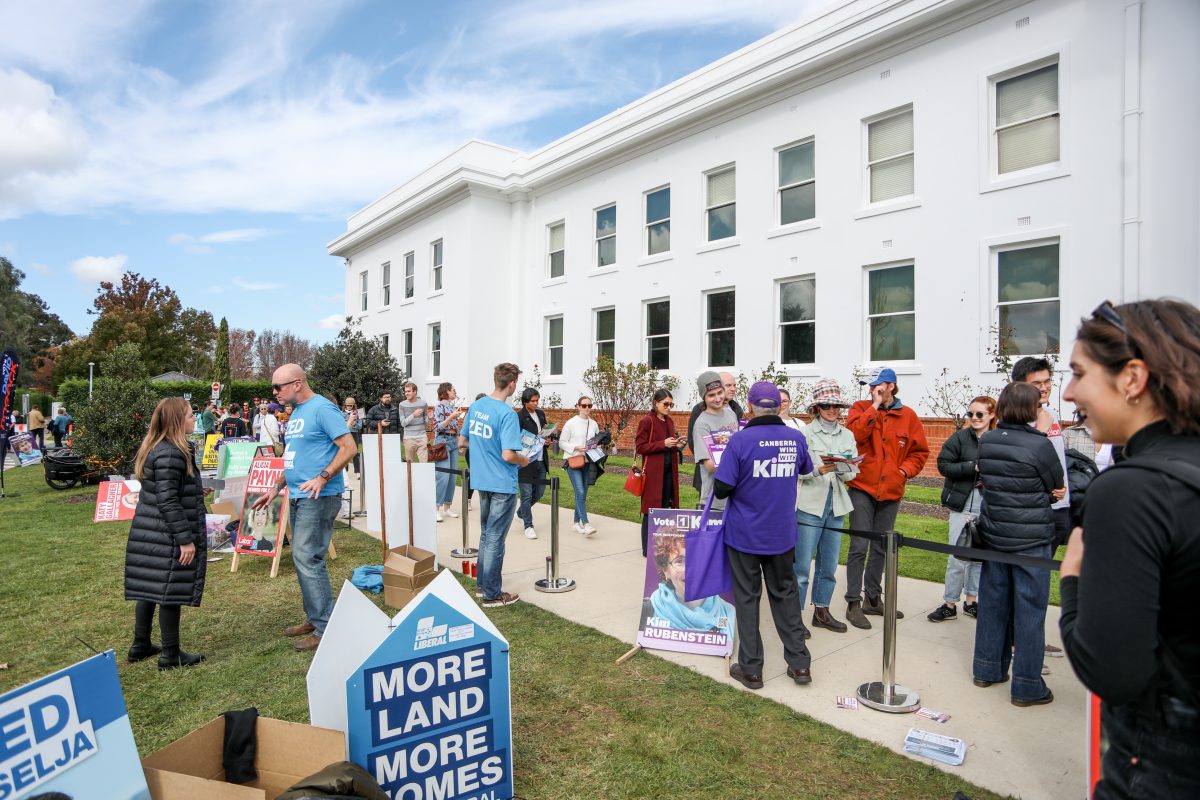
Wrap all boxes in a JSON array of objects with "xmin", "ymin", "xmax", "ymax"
[
  {"xmin": 927, "ymin": 604, "xmax": 958, "ymax": 623},
  {"xmin": 1012, "ymin": 690, "xmax": 1054, "ymax": 708},
  {"xmin": 962, "ymin": 602, "xmax": 978, "ymax": 619}
]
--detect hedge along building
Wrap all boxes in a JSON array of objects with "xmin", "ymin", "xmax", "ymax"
[{"xmin": 328, "ymin": 0, "xmax": 1200, "ymax": 416}]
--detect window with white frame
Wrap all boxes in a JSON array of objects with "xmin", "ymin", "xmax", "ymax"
[
  {"xmin": 996, "ymin": 242, "xmax": 1060, "ymax": 355},
  {"xmin": 645, "ymin": 187, "xmax": 670, "ymax": 255},
  {"xmin": 545, "ymin": 316, "xmax": 564, "ymax": 376},
  {"xmin": 548, "ymin": 222, "xmax": 565, "ymax": 279},
  {"xmin": 778, "ymin": 276, "xmax": 816, "ymax": 364},
  {"xmin": 595, "ymin": 205, "xmax": 616, "ymax": 267},
  {"xmin": 401, "ymin": 329, "xmax": 413, "ymax": 378},
  {"xmin": 359, "ymin": 271, "xmax": 368, "ymax": 312},
  {"xmin": 594, "ymin": 308, "xmax": 615, "ymax": 361},
  {"xmin": 645, "ymin": 299, "xmax": 670, "ymax": 370},
  {"xmin": 429, "ymin": 322, "xmax": 441, "ymax": 377},
  {"xmin": 706, "ymin": 290, "xmax": 736, "ymax": 367},
  {"xmin": 431, "ymin": 240, "xmax": 443, "ymax": 291},
  {"xmin": 994, "ymin": 61, "xmax": 1059, "ymax": 175},
  {"xmin": 381, "ymin": 262, "xmax": 391, "ymax": 307},
  {"xmin": 866, "ymin": 108, "xmax": 914, "ymax": 203},
  {"xmin": 404, "ymin": 252, "xmax": 414, "ymax": 299},
  {"xmin": 381, "ymin": 333, "xmax": 389, "ymax": 353},
  {"xmin": 778, "ymin": 141, "xmax": 815, "ymax": 225},
  {"xmin": 867, "ymin": 264, "xmax": 915, "ymax": 361},
  {"xmin": 705, "ymin": 167, "xmax": 736, "ymax": 241}
]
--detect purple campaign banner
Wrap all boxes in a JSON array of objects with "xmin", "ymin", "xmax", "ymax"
[{"xmin": 637, "ymin": 508, "xmax": 735, "ymax": 658}]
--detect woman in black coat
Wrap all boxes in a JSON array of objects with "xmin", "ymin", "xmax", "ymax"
[
  {"xmin": 125, "ymin": 397, "xmax": 208, "ymax": 669},
  {"xmin": 515, "ymin": 388, "xmax": 552, "ymax": 538},
  {"xmin": 972, "ymin": 382, "xmax": 1064, "ymax": 707}
]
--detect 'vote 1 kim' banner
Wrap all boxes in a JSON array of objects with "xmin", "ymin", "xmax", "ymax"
[
  {"xmin": 0, "ymin": 651, "xmax": 150, "ymax": 800},
  {"xmin": 309, "ymin": 572, "xmax": 512, "ymax": 800},
  {"xmin": 637, "ymin": 507, "xmax": 736, "ymax": 658}
]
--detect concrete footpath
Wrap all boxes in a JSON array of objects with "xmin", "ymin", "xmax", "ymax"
[{"xmin": 351, "ymin": 499, "xmax": 1086, "ymax": 800}]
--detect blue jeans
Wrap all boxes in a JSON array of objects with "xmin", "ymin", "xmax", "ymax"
[
  {"xmin": 517, "ymin": 460, "xmax": 546, "ymax": 529},
  {"xmin": 477, "ymin": 491, "xmax": 518, "ymax": 600},
  {"xmin": 566, "ymin": 465, "xmax": 590, "ymax": 524},
  {"xmin": 972, "ymin": 544, "xmax": 1052, "ymax": 701},
  {"xmin": 289, "ymin": 496, "xmax": 341, "ymax": 636},
  {"xmin": 943, "ymin": 490, "xmax": 982, "ymax": 604},
  {"xmin": 434, "ymin": 436, "xmax": 459, "ymax": 507},
  {"xmin": 794, "ymin": 490, "xmax": 844, "ymax": 609}
]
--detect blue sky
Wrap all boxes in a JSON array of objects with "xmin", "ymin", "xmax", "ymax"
[{"xmin": 0, "ymin": 0, "xmax": 820, "ymax": 342}]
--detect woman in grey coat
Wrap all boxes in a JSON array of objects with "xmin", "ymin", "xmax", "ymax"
[{"xmin": 124, "ymin": 397, "xmax": 208, "ymax": 669}]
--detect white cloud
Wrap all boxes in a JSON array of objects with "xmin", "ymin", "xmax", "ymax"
[
  {"xmin": 168, "ymin": 228, "xmax": 274, "ymax": 253},
  {"xmin": 316, "ymin": 314, "xmax": 346, "ymax": 330},
  {"xmin": 233, "ymin": 277, "xmax": 284, "ymax": 291},
  {"xmin": 70, "ymin": 254, "xmax": 127, "ymax": 284},
  {"xmin": 0, "ymin": 68, "xmax": 87, "ymax": 206},
  {"xmin": 31, "ymin": 262, "xmax": 51, "ymax": 274}
]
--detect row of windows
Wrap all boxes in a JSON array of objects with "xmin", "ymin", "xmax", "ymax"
[
  {"xmin": 360, "ymin": 240, "xmax": 444, "ymax": 312},
  {"xmin": 542, "ymin": 57, "xmax": 1059, "ymax": 277},
  {"xmin": 535, "ymin": 239, "xmax": 1060, "ymax": 374}
]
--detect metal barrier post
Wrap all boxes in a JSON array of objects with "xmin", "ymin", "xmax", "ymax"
[
  {"xmin": 857, "ymin": 531, "xmax": 920, "ymax": 712},
  {"xmin": 535, "ymin": 476, "xmax": 576, "ymax": 593},
  {"xmin": 450, "ymin": 467, "xmax": 477, "ymax": 560}
]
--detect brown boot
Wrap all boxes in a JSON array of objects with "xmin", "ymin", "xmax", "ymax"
[
  {"xmin": 292, "ymin": 633, "xmax": 322, "ymax": 652},
  {"xmin": 812, "ymin": 606, "xmax": 848, "ymax": 633},
  {"xmin": 845, "ymin": 601, "xmax": 871, "ymax": 630},
  {"xmin": 284, "ymin": 621, "xmax": 315, "ymax": 637}
]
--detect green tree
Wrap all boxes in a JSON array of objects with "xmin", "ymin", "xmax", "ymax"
[
  {"xmin": 580, "ymin": 356, "xmax": 678, "ymax": 445},
  {"xmin": 72, "ymin": 343, "xmax": 156, "ymax": 475},
  {"xmin": 52, "ymin": 272, "xmax": 217, "ymax": 388},
  {"xmin": 308, "ymin": 318, "xmax": 404, "ymax": 405},
  {"xmin": 0, "ymin": 257, "xmax": 74, "ymax": 389},
  {"xmin": 213, "ymin": 317, "xmax": 232, "ymax": 392}
]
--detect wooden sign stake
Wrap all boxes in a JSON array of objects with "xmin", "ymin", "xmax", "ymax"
[{"xmin": 377, "ymin": 433, "xmax": 388, "ymax": 561}]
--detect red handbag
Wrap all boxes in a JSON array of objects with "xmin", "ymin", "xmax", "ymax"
[{"xmin": 624, "ymin": 458, "xmax": 646, "ymax": 496}]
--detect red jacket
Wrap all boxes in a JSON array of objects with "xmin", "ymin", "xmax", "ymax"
[
  {"xmin": 634, "ymin": 413, "xmax": 680, "ymax": 516},
  {"xmin": 846, "ymin": 399, "xmax": 929, "ymax": 501}
]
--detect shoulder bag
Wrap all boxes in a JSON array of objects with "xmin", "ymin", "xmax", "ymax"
[
  {"xmin": 624, "ymin": 457, "xmax": 645, "ymax": 496},
  {"xmin": 683, "ymin": 494, "xmax": 731, "ymax": 601}
]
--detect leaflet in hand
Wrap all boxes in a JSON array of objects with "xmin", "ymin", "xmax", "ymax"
[
  {"xmin": 520, "ymin": 431, "xmax": 545, "ymax": 460},
  {"xmin": 903, "ymin": 728, "xmax": 966, "ymax": 766},
  {"xmin": 702, "ymin": 430, "xmax": 734, "ymax": 466},
  {"xmin": 821, "ymin": 452, "xmax": 863, "ymax": 475},
  {"xmin": 584, "ymin": 433, "xmax": 606, "ymax": 462}
]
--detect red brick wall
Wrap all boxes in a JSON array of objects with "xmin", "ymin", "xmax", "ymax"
[{"xmin": 543, "ymin": 408, "xmax": 956, "ymax": 479}]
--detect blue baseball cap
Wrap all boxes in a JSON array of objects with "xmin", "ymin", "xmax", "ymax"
[{"xmin": 861, "ymin": 366, "xmax": 898, "ymax": 387}]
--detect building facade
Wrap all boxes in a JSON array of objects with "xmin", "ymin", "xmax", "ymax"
[{"xmin": 328, "ymin": 0, "xmax": 1199, "ymax": 412}]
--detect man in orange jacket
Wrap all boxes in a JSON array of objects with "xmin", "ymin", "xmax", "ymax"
[{"xmin": 843, "ymin": 367, "xmax": 929, "ymax": 629}]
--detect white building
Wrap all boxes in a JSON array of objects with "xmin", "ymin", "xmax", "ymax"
[{"xmin": 328, "ymin": 0, "xmax": 1199, "ymax": 411}]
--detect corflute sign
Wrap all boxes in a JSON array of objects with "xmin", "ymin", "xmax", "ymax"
[
  {"xmin": 345, "ymin": 572, "xmax": 512, "ymax": 800},
  {"xmin": 0, "ymin": 651, "xmax": 149, "ymax": 800}
]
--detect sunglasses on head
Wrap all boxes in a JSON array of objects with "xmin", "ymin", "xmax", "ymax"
[{"xmin": 966, "ymin": 411, "xmax": 989, "ymax": 419}]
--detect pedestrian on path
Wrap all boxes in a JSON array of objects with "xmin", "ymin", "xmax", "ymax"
[
  {"xmin": 635, "ymin": 388, "xmax": 685, "ymax": 556},
  {"xmin": 27, "ymin": 405, "xmax": 46, "ymax": 451},
  {"xmin": 515, "ymin": 388, "xmax": 548, "ymax": 539},
  {"xmin": 559, "ymin": 396, "xmax": 600, "ymax": 535},
  {"xmin": 433, "ymin": 382, "xmax": 466, "ymax": 522},
  {"xmin": 692, "ymin": 371, "xmax": 738, "ymax": 511},
  {"xmin": 399, "ymin": 382, "xmax": 429, "ymax": 463}
]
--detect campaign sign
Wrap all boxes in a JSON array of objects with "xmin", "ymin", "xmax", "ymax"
[
  {"xmin": 217, "ymin": 441, "xmax": 261, "ymax": 479},
  {"xmin": 200, "ymin": 434, "xmax": 220, "ymax": 470},
  {"xmin": 235, "ymin": 457, "xmax": 287, "ymax": 557},
  {"xmin": 7, "ymin": 432, "xmax": 42, "ymax": 467},
  {"xmin": 637, "ymin": 508, "xmax": 735, "ymax": 658},
  {"xmin": 0, "ymin": 651, "xmax": 150, "ymax": 800},
  {"xmin": 345, "ymin": 572, "xmax": 512, "ymax": 800},
  {"xmin": 93, "ymin": 480, "xmax": 140, "ymax": 523}
]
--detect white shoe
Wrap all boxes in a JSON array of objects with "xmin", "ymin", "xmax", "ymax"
[
  {"xmin": 445, "ymin": 507, "xmax": 459, "ymax": 518},
  {"xmin": 581, "ymin": 523, "xmax": 596, "ymax": 536},
  {"xmin": 573, "ymin": 522, "xmax": 585, "ymax": 534},
  {"xmin": 436, "ymin": 509, "xmax": 444, "ymax": 522},
  {"xmin": 524, "ymin": 527, "xmax": 537, "ymax": 539}
]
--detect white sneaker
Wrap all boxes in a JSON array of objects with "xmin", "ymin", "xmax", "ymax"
[
  {"xmin": 445, "ymin": 507, "xmax": 459, "ymax": 518},
  {"xmin": 436, "ymin": 509, "xmax": 444, "ymax": 522},
  {"xmin": 573, "ymin": 522, "xmax": 585, "ymax": 534},
  {"xmin": 581, "ymin": 523, "xmax": 597, "ymax": 536},
  {"xmin": 524, "ymin": 527, "xmax": 537, "ymax": 539}
]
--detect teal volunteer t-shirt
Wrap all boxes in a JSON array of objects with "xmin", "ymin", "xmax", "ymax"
[
  {"xmin": 283, "ymin": 395, "xmax": 348, "ymax": 497},
  {"xmin": 462, "ymin": 396, "xmax": 522, "ymax": 494}
]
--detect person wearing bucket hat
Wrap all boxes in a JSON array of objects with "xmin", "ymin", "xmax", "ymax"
[
  {"xmin": 692, "ymin": 371, "xmax": 739, "ymax": 510},
  {"xmin": 794, "ymin": 379, "xmax": 857, "ymax": 634},
  {"xmin": 843, "ymin": 366, "xmax": 929, "ymax": 629}
]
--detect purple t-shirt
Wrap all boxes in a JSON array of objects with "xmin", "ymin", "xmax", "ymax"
[{"xmin": 715, "ymin": 418, "xmax": 813, "ymax": 555}]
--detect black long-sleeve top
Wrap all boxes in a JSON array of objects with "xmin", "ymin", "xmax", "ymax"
[{"xmin": 1059, "ymin": 420, "xmax": 1200, "ymax": 705}]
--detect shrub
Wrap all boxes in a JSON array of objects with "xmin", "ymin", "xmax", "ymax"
[{"xmin": 71, "ymin": 344, "xmax": 156, "ymax": 475}]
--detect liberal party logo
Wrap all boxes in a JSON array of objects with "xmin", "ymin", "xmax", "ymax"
[{"xmin": 0, "ymin": 676, "xmax": 98, "ymax": 799}]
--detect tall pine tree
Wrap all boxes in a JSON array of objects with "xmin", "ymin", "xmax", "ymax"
[{"xmin": 213, "ymin": 317, "xmax": 231, "ymax": 399}]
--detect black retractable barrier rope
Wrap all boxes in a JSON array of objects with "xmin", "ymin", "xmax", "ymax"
[{"xmin": 825, "ymin": 524, "xmax": 1062, "ymax": 571}]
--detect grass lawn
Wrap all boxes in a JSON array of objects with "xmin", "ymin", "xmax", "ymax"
[
  {"xmin": 0, "ymin": 463, "xmax": 1009, "ymax": 799},
  {"xmin": 540, "ymin": 462, "xmax": 1064, "ymax": 606}
]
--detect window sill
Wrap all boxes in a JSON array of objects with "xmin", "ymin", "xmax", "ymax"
[
  {"xmin": 782, "ymin": 365, "xmax": 824, "ymax": 378},
  {"xmin": 854, "ymin": 198, "xmax": 921, "ymax": 220},
  {"xmin": 542, "ymin": 277, "xmax": 568, "ymax": 288},
  {"xmin": 861, "ymin": 361, "xmax": 924, "ymax": 376},
  {"xmin": 589, "ymin": 266, "xmax": 620, "ymax": 278},
  {"xmin": 767, "ymin": 219, "xmax": 821, "ymax": 240},
  {"xmin": 427, "ymin": 290, "xmax": 445, "ymax": 299},
  {"xmin": 377, "ymin": 306, "xmax": 392, "ymax": 314},
  {"xmin": 399, "ymin": 299, "xmax": 415, "ymax": 307},
  {"xmin": 696, "ymin": 237, "xmax": 740, "ymax": 255},
  {"xmin": 541, "ymin": 376, "xmax": 567, "ymax": 384},
  {"xmin": 637, "ymin": 253, "xmax": 674, "ymax": 267},
  {"xmin": 981, "ymin": 165, "xmax": 1070, "ymax": 194}
]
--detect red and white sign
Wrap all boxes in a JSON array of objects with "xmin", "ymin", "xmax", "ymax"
[
  {"xmin": 247, "ymin": 457, "xmax": 285, "ymax": 494},
  {"xmin": 211, "ymin": 381, "xmax": 222, "ymax": 401},
  {"xmin": 94, "ymin": 480, "xmax": 140, "ymax": 522},
  {"xmin": 236, "ymin": 457, "xmax": 288, "ymax": 556}
]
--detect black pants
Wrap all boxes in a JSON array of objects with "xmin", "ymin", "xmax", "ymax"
[
  {"xmin": 133, "ymin": 601, "xmax": 182, "ymax": 654},
  {"xmin": 727, "ymin": 546, "xmax": 811, "ymax": 674},
  {"xmin": 1095, "ymin": 700, "xmax": 1200, "ymax": 798},
  {"xmin": 1052, "ymin": 507, "xmax": 1071, "ymax": 548},
  {"xmin": 52, "ymin": 431, "xmax": 63, "ymax": 447},
  {"xmin": 844, "ymin": 488, "xmax": 900, "ymax": 604},
  {"xmin": 30, "ymin": 428, "xmax": 44, "ymax": 451}
]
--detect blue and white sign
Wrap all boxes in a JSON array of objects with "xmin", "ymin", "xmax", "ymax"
[
  {"xmin": 339, "ymin": 572, "xmax": 512, "ymax": 800},
  {"xmin": 0, "ymin": 651, "xmax": 149, "ymax": 800}
]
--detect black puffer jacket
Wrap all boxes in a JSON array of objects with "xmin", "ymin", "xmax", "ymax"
[
  {"xmin": 937, "ymin": 426, "xmax": 983, "ymax": 512},
  {"xmin": 977, "ymin": 422, "xmax": 1064, "ymax": 552},
  {"xmin": 124, "ymin": 442, "xmax": 207, "ymax": 606}
]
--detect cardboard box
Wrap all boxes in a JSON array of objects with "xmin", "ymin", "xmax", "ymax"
[
  {"xmin": 384, "ymin": 544, "xmax": 436, "ymax": 578},
  {"xmin": 142, "ymin": 716, "xmax": 345, "ymax": 800},
  {"xmin": 383, "ymin": 569, "xmax": 436, "ymax": 608}
]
